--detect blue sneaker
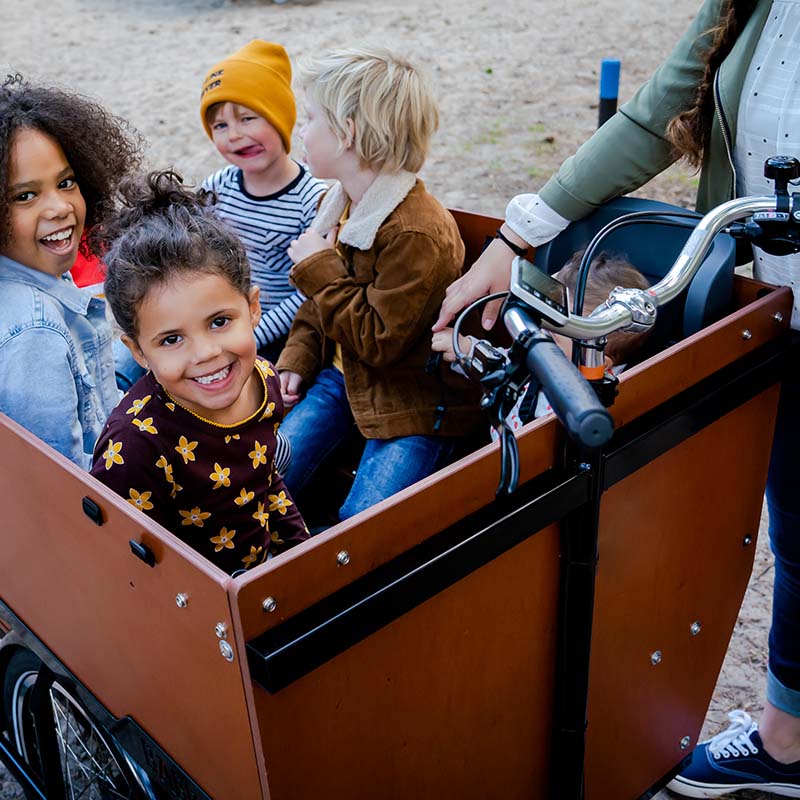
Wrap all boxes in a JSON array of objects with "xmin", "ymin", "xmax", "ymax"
[{"xmin": 667, "ymin": 710, "xmax": 800, "ymax": 798}]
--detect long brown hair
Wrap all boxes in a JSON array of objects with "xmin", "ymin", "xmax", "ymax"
[{"xmin": 665, "ymin": 0, "xmax": 757, "ymax": 167}]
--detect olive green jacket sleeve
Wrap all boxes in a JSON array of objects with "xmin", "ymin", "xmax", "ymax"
[{"xmin": 538, "ymin": 0, "xmax": 769, "ymax": 219}]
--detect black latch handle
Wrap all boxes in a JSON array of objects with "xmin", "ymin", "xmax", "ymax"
[{"xmin": 129, "ymin": 540, "xmax": 156, "ymax": 568}]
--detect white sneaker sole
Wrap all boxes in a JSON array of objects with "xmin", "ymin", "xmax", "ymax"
[{"xmin": 667, "ymin": 776, "xmax": 800, "ymax": 798}]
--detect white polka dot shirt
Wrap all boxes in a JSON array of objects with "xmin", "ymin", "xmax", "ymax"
[{"xmin": 736, "ymin": 0, "xmax": 800, "ymax": 327}]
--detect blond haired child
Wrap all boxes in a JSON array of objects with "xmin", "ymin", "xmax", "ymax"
[
  {"xmin": 200, "ymin": 40, "xmax": 326, "ymax": 360},
  {"xmin": 432, "ymin": 250, "xmax": 652, "ymax": 429},
  {"xmin": 277, "ymin": 47, "xmax": 481, "ymax": 521}
]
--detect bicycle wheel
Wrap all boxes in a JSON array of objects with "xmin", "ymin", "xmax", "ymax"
[{"xmin": 2, "ymin": 647, "xmax": 137, "ymax": 799}]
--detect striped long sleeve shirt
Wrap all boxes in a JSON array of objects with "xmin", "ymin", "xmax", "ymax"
[{"xmin": 202, "ymin": 164, "xmax": 327, "ymax": 348}]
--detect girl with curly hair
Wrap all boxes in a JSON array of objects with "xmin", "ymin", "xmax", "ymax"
[
  {"xmin": 0, "ymin": 74, "xmax": 142, "ymax": 467},
  {"xmin": 90, "ymin": 170, "xmax": 307, "ymax": 575}
]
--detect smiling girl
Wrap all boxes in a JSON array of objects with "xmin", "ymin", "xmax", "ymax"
[
  {"xmin": 90, "ymin": 171, "xmax": 307, "ymax": 574},
  {"xmin": 0, "ymin": 75, "xmax": 142, "ymax": 467}
]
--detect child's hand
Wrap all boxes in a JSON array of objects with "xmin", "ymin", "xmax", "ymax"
[
  {"xmin": 431, "ymin": 328, "xmax": 471, "ymax": 363},
  {"xmin": 288, "ymin": 227, "xmax": 337, "ymax": 264},
  {"xmin": 280, "ymin": 370, "xmax": 304, "ymax": 408}
]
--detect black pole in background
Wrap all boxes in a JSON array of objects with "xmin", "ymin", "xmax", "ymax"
[{"xmin": 598, "ymin": 58, "xmax": 620, "ymax": 128}]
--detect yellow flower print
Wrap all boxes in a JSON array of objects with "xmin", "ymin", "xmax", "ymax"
[
  {"xmin": 125, "ymin": 395, "xmax": 152, "ymax": 416},
  {"xmin": 179, "ymin": 506, "xmax": 210, "ymax": 527},
  {"xmin": 102, "ymin": 440, "xmax": 124, "ymax": 470},
  {"xmin": 249, "ymin": 441, "xmax": 268, "ymax": 469},
  {"xmin": 169, "ymin": 482, "xmax": 183, "ymax": 499},
  {"xmin": 270, "ymin": 529, "xmax": 285, "ymax": 547},
  {"xmin": 210, "ymin": 462, "xmax": 231, "ymax": 490},
  {"xmin": 132, "ymin": 416, "xmax": 158, "ymax": 435},
  {"xmin": 166, "ymin": 402, "xmax": 176, "ymax": 412},
  {"xmin": 273, "ymin": 422, "xmax": 280, "ymax": 435},
  {"xmin": 242, "ymin": 545, "xmax": 264, "ymax": 569},
  {"xmin": 252, "ymin": 501, "xmax": 269, "ymax": 528},
  {"xmin": 127, "ymin": 489, "xmax": 154, "ymax": 511},
  {"xmin": 224, "ymin": 434, "xmax": 240, "ymax": 444},
  {"xmin": 268, "ymin": 491, "xmax": 293, "ymax": 516},
  {"xmin": 155, "ymin": 455, "xmax": 174, "ymax": 484},
  {"xmin": 210, "ymin": 527, "xmax": 236, "ymax": 552},
  {"xmin": 235, "ymin": 488, "xmax": 254, "ymax": 507},
  {"xmin": 258, "ymin": 361, "xmax": 276, "ymax": 377},
  {"xmin": 175, "ymin": 435, "xmax": 198, "ymax": 464},
  {"xmin": 260, "ymin": 402, "xmax": 276, "ymax": 421}
]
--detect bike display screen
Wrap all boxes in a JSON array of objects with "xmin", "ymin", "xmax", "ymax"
[{"xmin": 513, "ymin": 259, "xmax": 570, "ymax": 320}]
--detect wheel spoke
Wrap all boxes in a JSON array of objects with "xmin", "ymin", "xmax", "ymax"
[
  {"xmin": 6, "ymin": 653, "xmax": 137, "ymax": 799},
  {"xmin": 47, "ymin": 685, "xmax": 132, "ymax": 799}
]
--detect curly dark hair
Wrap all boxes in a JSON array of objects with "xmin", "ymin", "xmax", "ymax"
[
  {"xmin": 665, "ymin": 0, "xmax": 758, "ymax": 168},
  {"xmin": 0, "ymin": 74, "xmax": 144, "ymax": 254},
  {"xmin": 98, "ymin": 170, "xmax": 252, "ymax": 339}
]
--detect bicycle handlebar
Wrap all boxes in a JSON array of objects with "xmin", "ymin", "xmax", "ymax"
[
  {"xmin": 535, "ymin": 195, "xmax": 781, "ymax": 340},
  {"xmin": 505, "ymin": 306, "xmax": 614, "ymax": 450},
  {"xmin": 464, "ymin": 170, "xmax": 799, "ymax": 492}
]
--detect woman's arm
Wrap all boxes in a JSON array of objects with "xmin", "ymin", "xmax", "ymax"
[{"xmin": 435, "ymin": 0, "xmax": 727, "ymax": 330}]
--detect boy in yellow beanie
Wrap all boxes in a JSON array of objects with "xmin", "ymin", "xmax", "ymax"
[{"xmin": 200, "ymin": 40, "xmax": 326, "ymax": 361}]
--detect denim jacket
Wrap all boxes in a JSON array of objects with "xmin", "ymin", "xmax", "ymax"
[{"xmin": 0, "ymin": 255, "xmax": 120, "ymax": 468}]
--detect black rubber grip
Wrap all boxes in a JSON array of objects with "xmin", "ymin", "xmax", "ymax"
[{"xmin": 525, "ymin": 340, "xmax": 614, "ymax": 450}]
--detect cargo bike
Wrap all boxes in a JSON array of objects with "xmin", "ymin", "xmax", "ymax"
[{"xmin": 1, "ymin": 156, "xmax": 800, "ymax": 800}]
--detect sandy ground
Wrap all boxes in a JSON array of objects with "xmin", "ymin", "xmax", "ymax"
[{"xmin": 0, "ymin": 0, "xmax": 776, "ymax": 797}]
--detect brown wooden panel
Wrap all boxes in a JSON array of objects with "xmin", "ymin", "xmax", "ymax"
[
  {"xmin": 0, "ymin": 417, "xmax": 265, "ymax": 800},
  {"xmin": 236, "ymin": 280, "xmax": 789, "ymax": 643},
  {"xmin": 247, "ymin": 524, "xmax": 560, "ymax": 800},
  {"xmin": 236, "ymin": 418, "xmax": 559, "ymax": 640},
  {"xmin": 612, "ymin": 280, "xmax": 791, "ymax": 429},
  {"xmin": 585, "ymin": 387, "xmax": 779, "ymax": 799},
  {"xmin": 733, "ymin": 275, "xmax": 780, "ymax": 306}
]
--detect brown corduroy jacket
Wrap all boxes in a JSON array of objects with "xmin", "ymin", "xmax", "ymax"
[{"xmin": 276, "ymin": 173, "xmax": 482, "ymax": 439}]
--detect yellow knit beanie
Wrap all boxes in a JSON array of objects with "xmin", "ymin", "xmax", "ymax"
[{"xmin": 200, "ymin": 40, "xmax": 296, "ymax": 152}]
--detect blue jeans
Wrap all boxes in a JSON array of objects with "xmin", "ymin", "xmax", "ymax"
[
  {"xmin": 766, "ymin": 366, "xmax": 800, "ymax": 716},
  {"xmin": 281, "ymin": 368, "xmax": 454, "ymax": 520}
]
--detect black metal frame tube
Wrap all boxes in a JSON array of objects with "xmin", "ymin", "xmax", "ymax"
[
  {"xmin": 549, "ymin": 448, "xmax": 604, "ymax": 800},
  {"xmin": 0, "ymin": 737, "xmax": 47, "ymax": 800}
]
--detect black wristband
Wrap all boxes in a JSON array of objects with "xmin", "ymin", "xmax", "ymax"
[{"xmin": 494, "ymin": 228, "xmax": 528, "ymax": 257}]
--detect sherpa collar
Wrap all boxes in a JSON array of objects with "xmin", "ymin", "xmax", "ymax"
[{"xmin": 311, "ymin": 171, "xmax": 417, "ymax": 250}]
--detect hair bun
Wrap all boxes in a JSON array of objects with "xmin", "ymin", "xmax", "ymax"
[{"xmin": 121, "ymin": 169, "xmax": 212, "ymax": 212}]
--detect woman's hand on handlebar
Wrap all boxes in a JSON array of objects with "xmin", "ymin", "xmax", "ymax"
[{"xmin": 433, "ymin": 238, "xmax": 515, "ymax": 333}]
